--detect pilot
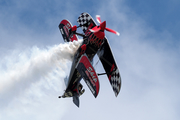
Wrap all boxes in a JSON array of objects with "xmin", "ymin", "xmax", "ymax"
[{"xmin": 78, "ymin": 83, "xmax": 85, "ymax": 96}]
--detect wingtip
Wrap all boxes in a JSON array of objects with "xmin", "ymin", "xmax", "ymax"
[
  {"xmin": 96, "ymin": 15, "xmax": 100, "ymax": 18},
  {"xmin": 96, "ymin": 15, "xmax": 101, "ymax": 24},
  {"xmin": 116, "ymin": 32, "xmax": 120, "ymax": 36}
]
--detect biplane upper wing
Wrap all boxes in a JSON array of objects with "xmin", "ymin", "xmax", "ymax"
[
  {"xmin": 77, "ymin": 12, "xmax": 121, "ymax": 96},
  {"xmin": 76, "ymin": 54, "xmax": 100, "ymax": 98},
  {"xmin": 77, "ymin": 12, "xmax": 96, "ymax": 33},
  {"xmin": 97, "ymin": 39, "xmax": 121, "ymax": 96}
]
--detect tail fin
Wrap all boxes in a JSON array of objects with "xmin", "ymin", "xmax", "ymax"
[{"xmin": 73, "ymin": 93, "xmax": 80, "ymax": 107}]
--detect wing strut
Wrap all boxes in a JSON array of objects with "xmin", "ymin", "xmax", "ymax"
[{"xmin": 97, "ymin": 69, "xmax": 116, "ymax": 76}]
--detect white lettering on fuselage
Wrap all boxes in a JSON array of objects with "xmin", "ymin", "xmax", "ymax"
[
  {"xmin": 85, "ymin": 67, "xmax": 97, "ymax": 87},
  {"xmin": 63, "ymin": 23, "xmax": 71, "ymax": 37},
  {"xmin": 86, "ymin": 80, "xmax": 95, "ymax": 94},
  {"xmin": 85, "ymin": 70, "xmax": 95, "ymax": 86},
  {"xmin": 87, "ymin": 67, "xmax": 97, "ymax": 83},
  {"xmin": 65, "ymin": 23, "xmax": 71, "ymax": 31}
]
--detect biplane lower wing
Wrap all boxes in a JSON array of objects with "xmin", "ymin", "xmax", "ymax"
[
  {"xmin": 76, "ymin": 54, "xmax": 100, "ymax": 98},
  {"xmin": 97, "ymin": 39, "xmax": 121, "ymax": 97},
  {"xmin": 59, "ymin": 19, "xmax": 78, "ymax": 42}
]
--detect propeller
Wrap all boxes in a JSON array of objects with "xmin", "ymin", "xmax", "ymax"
[{"xmin": 89, "ymin": 15, "xmax": 120, "ymax": 36}]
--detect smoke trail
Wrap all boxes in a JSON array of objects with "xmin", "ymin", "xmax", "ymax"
[{"xmin": 0, "ymin": 40, "xmax": 82, "ymax": 109}]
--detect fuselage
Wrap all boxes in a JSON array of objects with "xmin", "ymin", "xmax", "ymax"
[
  {"xmin": 66, "ymin": 25, "xmax": 106, "ymax": 93},
  {"xmin": 84, "ymin": 28, "xmax": 105, "ymax": 59}
]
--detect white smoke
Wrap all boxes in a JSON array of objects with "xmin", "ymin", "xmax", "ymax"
[{"xmin": 0, "ymin": 40, "xmax": 82, "ymax": 119}]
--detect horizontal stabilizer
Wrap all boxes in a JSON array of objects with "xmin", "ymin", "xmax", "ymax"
[{"xmin": 76, "ymin": 54, "xmax": 99, "ymax": 98}]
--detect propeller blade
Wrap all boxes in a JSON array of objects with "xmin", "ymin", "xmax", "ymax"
[
  {"xmin": 89, "ymin": 26, "xmax": 101, "ymax": 33},
  {"xmin": 105, "ymin": 27, "xmax": 120, "ymax": 36},
  {"xmin": 96, "ymin": 15, "xmax": 101, "ymax": 24}
]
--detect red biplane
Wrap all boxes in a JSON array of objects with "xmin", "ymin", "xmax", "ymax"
[{"xmin": 58, "ymin": 12, "xmax": 121, "ymax": 107}]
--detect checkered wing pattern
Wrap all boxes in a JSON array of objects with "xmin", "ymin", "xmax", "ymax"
[
  {"xmin": 110, "ymin": 68, "xmax": 121, "ymax": 97},
  {"xmin": 77, "ymin": 12, "xmax": 96, "ymax": 33},
  {"xmin": 97, "ymin": 39, "xmax": 122, "ymax": 97}
]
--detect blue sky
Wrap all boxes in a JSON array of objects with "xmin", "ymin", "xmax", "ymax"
[
  {"xmin": 0, "ymin": 0, "xmax": 180, "ymax": 120},
  {"xmin": 125, "ymin": 0, "xmax": 180, "ymax": 41}
]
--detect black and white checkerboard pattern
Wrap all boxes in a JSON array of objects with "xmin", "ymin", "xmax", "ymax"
[
  {"xmin": 110, "ymin": 68, "xmax": 121, "ymax": 97},
  {"xmin": 77, "ymin": 12, "xmax": 93, "ymax": 33}
]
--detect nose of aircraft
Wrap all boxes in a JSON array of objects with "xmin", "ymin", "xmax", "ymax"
[{"xmin": 100, "ymin": 21, "xmax": 106, "ymax": 31}]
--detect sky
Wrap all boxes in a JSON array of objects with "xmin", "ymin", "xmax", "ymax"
[{"xmin": 0, "ymin": 0, "xmax": 180, "ymax": 120}]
